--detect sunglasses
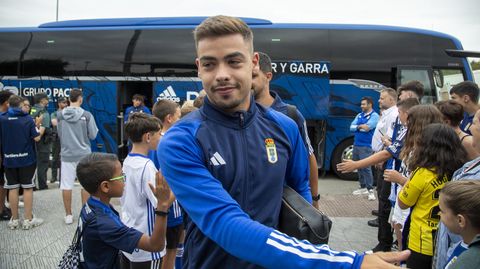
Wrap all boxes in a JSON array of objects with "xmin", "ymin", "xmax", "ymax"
[{"xmin": 108, "ymin": 173, "xmax": 126, "ymax": 182}]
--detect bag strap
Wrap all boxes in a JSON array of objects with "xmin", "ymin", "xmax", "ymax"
[{"xmin": 286, "ymin": 104, "xmax": 299, "ymax": 123}]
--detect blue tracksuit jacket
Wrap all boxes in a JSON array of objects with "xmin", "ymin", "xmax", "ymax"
[{"xmin": 158, "ymin": 96, "xmax": 363, "ymax": 269}]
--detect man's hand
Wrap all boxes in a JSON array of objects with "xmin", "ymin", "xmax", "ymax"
[
  {"xmin": 149, "ymin": 171, "xmax": 175, "ymax": 210},
  {"xmin": 35, "ymin": 114, "xmax": 44, "ymax": 127},
  {"xmin": 336, "ymin": 159, "xmax": 358, "ymax": 173},
  {"xmin": 358, "ymin": 124, "xmax": 370, "ymax": 132},
  {"xmin": 381, "ymin": 135, "xmax": 392, "ymax": 147},
  {"xmin": 361, "ymin": 250, "xmax": 410, "ymax": 269},
  {"xmin": 312, "ymin": 200, "xmax": 319, "ymax": 210},
  {"xmin": 383, "ymin": 169, "xmax": 406, "ymax": 185}
]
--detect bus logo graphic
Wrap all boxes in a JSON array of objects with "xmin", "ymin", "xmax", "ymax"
[{"xmin": 157, "ymin": 86, "xmax": 180, "ymax": 102}]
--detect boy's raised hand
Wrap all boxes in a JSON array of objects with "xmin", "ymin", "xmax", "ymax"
[{"xmin": 149, "ymin": 171, "xmax": 175, "ymax": 210}]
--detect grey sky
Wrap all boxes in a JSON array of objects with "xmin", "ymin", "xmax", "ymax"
[{"xmin": 1, "ymin": 0, "xmax": 479, "ymax": 53}]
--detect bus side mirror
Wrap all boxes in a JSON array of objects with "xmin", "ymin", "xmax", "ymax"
[{"xmin": 433, "ymin": 70, "xmax": 444, "ymax": 88}]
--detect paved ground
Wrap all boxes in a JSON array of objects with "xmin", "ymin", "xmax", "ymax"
[{"xmin": 0, "ymin": 175, "xmax": 379, "ymax": 268}]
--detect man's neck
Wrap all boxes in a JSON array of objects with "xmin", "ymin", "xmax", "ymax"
[
  {"xmin": 465, "ymin": 104, "xmax": 480, "ymax": 115},
  {"xmin": 70, "ymin": 102, "xmax": 81, "ymax": 108},
  {"xmin": 131, "ymin": 143, "xmax": 149, "ymax": 156},
  {"xmin": 255, "ymin": 89, "xmax": 275, "ymax": 108},
  {"xmin": 363, "ymin": 109, "xmax": 373, "ymax": 114}
]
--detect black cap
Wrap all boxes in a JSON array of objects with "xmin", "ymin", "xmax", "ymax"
[{"xmin": 57, "ymin": 97, "xmax": 68, "ymax": 103}]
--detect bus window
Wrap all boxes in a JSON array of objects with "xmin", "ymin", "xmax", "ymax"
[
  {"xmin": 434, "ymin": 69, "xmax": 465, "ymax": 101},
  {"xmin": 397, "ymin": 66, "xmax": 435, "ymax": 103}
]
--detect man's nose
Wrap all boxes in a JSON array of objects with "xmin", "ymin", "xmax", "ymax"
[{"xmin": 215, "ymin": 63, "xmax": 231, "ymax": 82}]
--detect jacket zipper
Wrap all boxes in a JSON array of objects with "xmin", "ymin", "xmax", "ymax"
[{"xmin": 239, "ymin": 112, "xmax": 249, "ymax": 208}]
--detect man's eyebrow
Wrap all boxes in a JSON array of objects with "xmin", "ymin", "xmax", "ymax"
[
  {"xmin": 224, "ymin": 52, "xmax": 245, "ymax": 60},
  {"xmin": 199, "ymin": 56, "xmax": 217, "ymax": 62}
]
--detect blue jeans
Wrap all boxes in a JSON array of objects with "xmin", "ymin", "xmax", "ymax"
[{"xmin": 352, "ymin": 146, "xmax": 374, "ymax": 190}]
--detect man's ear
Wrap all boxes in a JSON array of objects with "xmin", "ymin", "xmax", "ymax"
[
  {"xmin": 266, "ymin": 72, "xmax": 273, "ymax": 82},
  {"xmin": 252, "ymin": 52, "xmax": 259, "ymax": 69},
  {"xmin": 463, "ymin": 94, "xmax": 471, "ymax": 104}
]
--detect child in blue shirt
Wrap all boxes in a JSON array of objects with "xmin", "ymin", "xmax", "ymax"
[{"xmin": 75, "ymin": 152, "xmax": 173, "ymax": 269}]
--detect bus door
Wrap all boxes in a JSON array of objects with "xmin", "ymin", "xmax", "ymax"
[
  {"xmin": 270, "ymin": 61, "xmax": 331, "ymax": 170},
  {"xmin": 0, "ymin": 78, "xmax": 118, "ymax": 154},
  {"xmin": 396, "ymin": 66, "xmax": 437, "ymax": 103}
]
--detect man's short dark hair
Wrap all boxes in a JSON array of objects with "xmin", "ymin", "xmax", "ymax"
[
  {"xmin": 194, "ymin": 15, "xmax": 254, "ymax": 54},
  {"xmin": 435, "ymin": 100, "xmax": 464, "ymax": 127},
  {"xmin": 0, "ymin": 90, "xmax": 14, "ymax": 105},
  {"xmin": 132, "ymin": 94, "xmax": 145, "ymax": 102},
  {"xmin": 397, "ymin": 97, "xmax": 420, "ymax": 111},
  {"xmin": 125, "ymin": 113, "xmax": 162, "ymax": 143},
  {"xmin": 398, "ymin": 80, "xmax": 424, "ymax": 99},
  {"xmin": 258, "ymin": 52, "xmax": 272, "ymax": 74},
  {"xmin": 449, "ymin": 81, "xmax": 479, "ymax": 103},
  {"xmin": 33, "ymin": 93, "xmax": 48, "ymax": 104},
  {"xmin": 361, "ymin": 96, "xmax": 374, "ymax": 106},
  {"xmin": 153, "ymin": 99, "xmax": 180, "ymax": 123},
  {"xmin": 69, "ymin": 89, "xmax": 83, "ymax": 102},
  {"xmin": 77, "ymin": 153, "xmax": 119, "ymax": 194},
  {"xmin": 8, "ymin": 95, "xmax": 24, "ymax": 108}
]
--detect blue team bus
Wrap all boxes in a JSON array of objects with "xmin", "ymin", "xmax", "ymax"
[{"xmin": 0, "ymin": 17, "xmax": 475, "ymax": 179}]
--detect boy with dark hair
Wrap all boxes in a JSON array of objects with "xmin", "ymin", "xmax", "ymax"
[
  {"xmin": 397, "ymin": 80, "xmax": 424, "ymax": 101},
  {"xmin": 450, "ymin": 81, "xmax": 480, "ymax": 135},
  {"xmin": 0, "ymin": 95, "xmax": 45, "ymax": 229},
  {"xmin": 121, "ymin": 113, "xmax": 166, "ymax": 268},
  {"xmin": 30, "ymin": 93, "xmax": 51, "ymax": 190},
  {"xmin": 76, "ymin": 152, "xmax": 172, "ymax": 269},
  {"xmin": 0, "ymin": 90, "xmax": 14, "ymax": 220},
  {"xmin": 125, "ymin": 94, "xmax": 152, "ymax": 123}
]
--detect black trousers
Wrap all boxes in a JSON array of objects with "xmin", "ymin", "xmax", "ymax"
[
  {"xmin": 36, "ymin": 151, "xmax": 50, "ymax": 190},
  {"xmin": 406, "ymin": 249, "xmax": 432, "ymax": 269},
  {"xmin": 373, "ymin": 164, "xmax": 393, "ymax": 250},
  {"xmin": 51, "ymin": 140, "xmax": 61, "ymax": 182}
]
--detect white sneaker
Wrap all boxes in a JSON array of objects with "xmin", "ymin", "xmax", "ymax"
[
  {"xmin": 22, "ymin": 216, "xmax": 44, "ymax": 230},
  {"xmin": 368, "ymin": 190, "xmax": 376, "ymax": 201},
  {"xmin": 65, "ymin": 215, "xmax": 73, "ymax": 225},
  {"xmin": 4, "ymin": 201, "xmax": 24, "ymax": 208},
  {"xmin": 8, "ymin": 218, "xmax": 19, "ymax": 230},
  {"xmin": 352, "ymin": 188, "xmax": 369, "ymax": 195}
]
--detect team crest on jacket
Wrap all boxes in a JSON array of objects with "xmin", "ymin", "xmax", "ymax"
[{"xmin": 265, "ymin": 138, "xmax": 278, "ymax": 164}]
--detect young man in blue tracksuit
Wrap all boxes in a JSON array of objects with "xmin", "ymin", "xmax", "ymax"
[{"xmin": 158, "ymin": 15, "xmax": 410, "ymax": 269}]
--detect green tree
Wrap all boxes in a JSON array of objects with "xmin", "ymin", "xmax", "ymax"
[{"xmin": 470, "ymin": 60, "xmax": 480, "ymax": 70}]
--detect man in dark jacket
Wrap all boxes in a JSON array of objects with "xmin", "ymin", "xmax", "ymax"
[{"xmin": 30, "ymin": 93, "xmax": 51, "ymax": 190}]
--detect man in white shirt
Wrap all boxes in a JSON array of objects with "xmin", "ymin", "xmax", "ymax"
[{"xmin": 369, "ymin": 88, "xmax": 398, "ymax": 253}]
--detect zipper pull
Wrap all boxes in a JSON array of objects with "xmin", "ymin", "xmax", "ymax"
[{"xmin": 239, "ymin": 112, "xmax": 245, "ymax": 127}]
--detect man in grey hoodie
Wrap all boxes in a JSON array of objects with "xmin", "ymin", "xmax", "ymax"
[{"xmin": 57, "ymin": 89, "xmax": 98, "ymax": 225}]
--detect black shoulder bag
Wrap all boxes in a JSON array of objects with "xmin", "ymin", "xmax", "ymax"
[{"xmin": 278, "ymin": 186, "xmax": 332, "ymax": 244}]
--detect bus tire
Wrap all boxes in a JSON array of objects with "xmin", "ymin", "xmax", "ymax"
[{"xmin": 331, "ymin": 138, "xmax": 357, "ymax": 181}]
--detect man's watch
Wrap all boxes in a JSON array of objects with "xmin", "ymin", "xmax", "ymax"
[
  {"xmin": 312, "ymin": 194, "xmax": 320, "ymax": 201},
  {"xmin": 154, "ymin": 210, "xmax": 169, "ymax": 217}
]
